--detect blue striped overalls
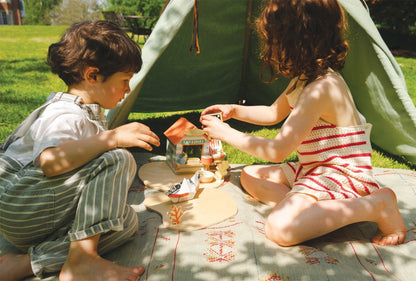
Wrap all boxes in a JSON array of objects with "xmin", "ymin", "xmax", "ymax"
[{"xmin": 0, "ymin": 92, "xmax": 138, "ymax": 277}]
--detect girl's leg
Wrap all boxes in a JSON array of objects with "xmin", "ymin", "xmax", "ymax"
[
  {"xmin": 240, "ymin": 165, "xmax": 291, "ymax": 207},
  {"xmin": 265, "ymin": 188, "xmax": 406, "ymax": 246}
]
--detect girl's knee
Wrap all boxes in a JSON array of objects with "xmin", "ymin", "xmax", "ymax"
[
  {"xmin": 240, "ymin": 165, "xmax": 259, "ymax": 187},
  {"xmin": 241, "ymin": 165, "xmax": 286, "ymax": 184},
  {"xmin": 241, "ymin": 165, "xmax": 257, "ymax": 178},
  {"xmin": 240, "ymin": 167, "xmax": 249, "ymax": 187},
  {"xmin": 265, "ymin": 213, "xmax": 298, "ymax": 247}
]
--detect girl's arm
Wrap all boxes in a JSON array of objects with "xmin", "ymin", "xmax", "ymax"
[
  {"xmin": 201, "ymin": 79, "xmax": 296, "ymax": 126},
  {"xmin": 39, "ymin": 122, "xmax": 160, "ymax": 177},
  {"xmin": 217, "ymin": 94, "xmax": 291, "ymax": 126},
  {"xmin": 200, "ymin": 79, "xmax": 329, "ymax": 163}
]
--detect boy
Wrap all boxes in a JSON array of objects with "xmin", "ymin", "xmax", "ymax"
[{"xmin": 0, "ymin": 20, "xmax": 159, "ymax": 281}]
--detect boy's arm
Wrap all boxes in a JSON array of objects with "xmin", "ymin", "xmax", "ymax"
[{"xmin": 39, "ymin": 122, "xmax": 159, "ymax": 177}]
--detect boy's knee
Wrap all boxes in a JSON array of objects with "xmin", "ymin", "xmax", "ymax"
[
  {"xmin": 106, "ymin": 149, "xmax": 136, "ymax": 175},
  {"xmin": 123, "ymin": 205, "xmax": 139, "ymax": 236},
  {"xmin": 108, "ymin": 148, "xmax": 135, "ymax": 163}
]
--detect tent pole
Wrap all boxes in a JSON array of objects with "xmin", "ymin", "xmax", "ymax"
[{"xmin": 239, "ymin": 0, "xmax": 253, "ymax": 104}]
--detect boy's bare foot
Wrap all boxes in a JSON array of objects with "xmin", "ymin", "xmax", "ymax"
[
  {"xmin": 59, "ymin": 249, "xmax": 144, "ymax": 281},
  {"xmin": 0, "ymin": 254, "xmax": 34, "ymax": 281},
  {"xmin": 370, "ymin": 188, "xmax": 407, "ymax": 246}
]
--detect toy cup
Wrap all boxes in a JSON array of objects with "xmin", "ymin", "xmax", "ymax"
[{"xmin": 201, "ymin": 155, "xmax": 212, "ymax": 171}]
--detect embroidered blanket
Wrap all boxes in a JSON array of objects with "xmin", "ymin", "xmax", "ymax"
[{"xmin": 1, "ymin": 152, "xmax": 415, "ymax": 281}]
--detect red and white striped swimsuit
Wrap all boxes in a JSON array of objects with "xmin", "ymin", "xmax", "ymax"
[{"xmin": 280, "ymin": 77, "xmax": 380, "ymax": 200}]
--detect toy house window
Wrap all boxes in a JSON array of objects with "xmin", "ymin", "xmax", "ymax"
[{"xmin": 182, "ymin": 144, "xmax": 203, "ymax": 158}]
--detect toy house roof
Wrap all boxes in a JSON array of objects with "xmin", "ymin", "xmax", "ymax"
[{"xmin": 164, "ymin": 117, "xmax": 208, "ymax": 145}]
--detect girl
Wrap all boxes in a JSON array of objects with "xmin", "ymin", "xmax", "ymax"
[
  {"xmin": 0, "ymin": 21, "xmax": 159, "ymax": 281},
  {"xmin": 200, "ymin": 0, "xmax": 406, "ymax": 247}
]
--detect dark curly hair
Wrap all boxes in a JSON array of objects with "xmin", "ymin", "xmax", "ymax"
[
  {"xmin": 257, "ymin": 0, "xmax": 349, "ymax": 82},
  {"xmin": 47, "ymin": 20, "xmax": 142, "ymax": 86}
]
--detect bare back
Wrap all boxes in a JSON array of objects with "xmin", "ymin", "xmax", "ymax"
[{"xmin": 307, "ymin": 70, "xmax": 363, "ymax": 127}]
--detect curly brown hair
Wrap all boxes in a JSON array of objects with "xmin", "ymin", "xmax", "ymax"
[
  {"xmin": 47, "ymin": 20, "xmax": 142, "ymax": 86},
  {"xmin": 257, "ymin": 0, "xmax": 349, "ymax": 82}
]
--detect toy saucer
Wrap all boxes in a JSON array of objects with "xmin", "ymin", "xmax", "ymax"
[
  {"xmin": 144, "ymin": 188, "xmax": 237, "ymax": 231},
  {"xmin": 138, "ymin": 161, "xmax": 224, "ymax": 192}
]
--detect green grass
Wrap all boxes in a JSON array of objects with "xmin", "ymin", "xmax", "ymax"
[
  {"xmin": 1, "ymin": 25, "xmax": 415, "ymax": 170},
  {"xmin": 396, "ymin": 56, "xmax": 416, "ymax": 105},
  {"xmin": 0, "ymin": 25, "xmax": 68, "ymax": 140}
]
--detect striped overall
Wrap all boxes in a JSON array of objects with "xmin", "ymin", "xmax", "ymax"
[
  {"xmin": 0, "ymin": 93, "xmax": 138, "ymax": 277},
  {"xmin": 280, "ymin": 120, "xmax": 380, "ymax": 200},
  {"xmin": 280, "ymin": 75, "xmax": 380, "ymax": 200}
]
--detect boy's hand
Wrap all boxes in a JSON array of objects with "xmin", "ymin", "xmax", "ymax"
[
  {"xmin": 40, "ymin": 123, "xmax": 159, "ymax": 177},
  {"xmin": 112, "ymin": 122, "xmax": 160, "ymax": 151}
]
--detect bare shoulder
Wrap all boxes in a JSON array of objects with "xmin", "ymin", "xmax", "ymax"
[
  {"xmin": 303, "ymin": 71, "xmax": 361, "ymax": 126},
  {"xmin": 303, "ymin": 71, "xmax": 347, "ymax": 100}
]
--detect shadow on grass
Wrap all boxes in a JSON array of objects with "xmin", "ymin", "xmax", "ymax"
[
  {"xmin": 0, "ymin": 57, "xmax": 50, "ymax": 72},
  {"xmin": 0, "ymin": 92, "xmax": 47, "ymax": 107},
  {"xmin": 0, "ymin": 58, "xmax": 51, "ymax": 87},
  {"xmin": 0, "ymin": 57, "xmax": 52, "ymax": 112}
]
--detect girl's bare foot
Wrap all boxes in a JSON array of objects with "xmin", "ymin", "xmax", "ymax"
[
  {"xmin": 370, "ymin": 188, "xmax": 407, "ymax": 246},
  {"xmin": 0, "ymin": 254, "xmax": 34, "ymax": 281},
  {"xmin": 59, "ymin": 250, "xmax": 144, "ymax": 281}
]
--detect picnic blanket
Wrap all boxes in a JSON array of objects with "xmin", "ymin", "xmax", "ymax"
[{"xmin": 1, "ymin": 152, "xmax": 416, "ymax": 281}]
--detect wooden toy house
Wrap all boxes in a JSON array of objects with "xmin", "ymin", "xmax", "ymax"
[{"xmin": 164, "ymin": 117, "xmax": 211, "ymax": 174}]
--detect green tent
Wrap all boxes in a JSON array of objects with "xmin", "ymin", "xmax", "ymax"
[{"xmin": 107, "ymin": 0, "xmax": 416, "ymax": 164}]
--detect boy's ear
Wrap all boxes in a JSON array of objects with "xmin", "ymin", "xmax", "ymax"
[{"xmin": 84, "ymin": 66, "xmax": 102, "ymax": 84}]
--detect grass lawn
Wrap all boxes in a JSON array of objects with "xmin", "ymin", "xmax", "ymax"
[
  {"xmin": 0, "ymin": 25, "xmax": 415, "ymax": 170},
  {"xmin": 0, "ymin": 25, "xmax": 67, "ymax": 140}
]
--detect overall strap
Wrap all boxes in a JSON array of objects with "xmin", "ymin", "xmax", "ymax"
[{"xmin": 0, "ymin": 92, "xmax": 83, "ymax": 152}]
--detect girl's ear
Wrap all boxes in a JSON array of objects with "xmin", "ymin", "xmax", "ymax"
[{"xmin": 84, "ymin": 66, "xmax": 102, "ymax": 84}]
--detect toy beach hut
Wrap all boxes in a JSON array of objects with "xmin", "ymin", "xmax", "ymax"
[{"xmin": 164, "ymin": 117, "xmax": 211, "ymax": 174}]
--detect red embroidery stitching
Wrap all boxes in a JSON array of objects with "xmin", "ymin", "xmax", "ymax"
[
  {"xmin": 204, "ymin": 230, "xmax": 235, "ymax": 263},
  {"xmin": 168, "ymin": 205, "xmax": 184, "ymax": 225}
]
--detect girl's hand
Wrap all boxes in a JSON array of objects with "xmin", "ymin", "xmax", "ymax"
[
  {"xmin": 111, "ymin": 122, "xmax": 160, "ymax": 151},
  {"xmin": 200, "ymin": 104, "xmax": 235, "ymax": 121},
  {"xmin": 200, "ymin": 115, "xmax": 231, "ymax": 141}
]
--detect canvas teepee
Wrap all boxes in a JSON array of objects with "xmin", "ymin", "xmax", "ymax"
[{"xmin": 107, "ymin": 0, "xmax": 416, "ymax": 164}]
